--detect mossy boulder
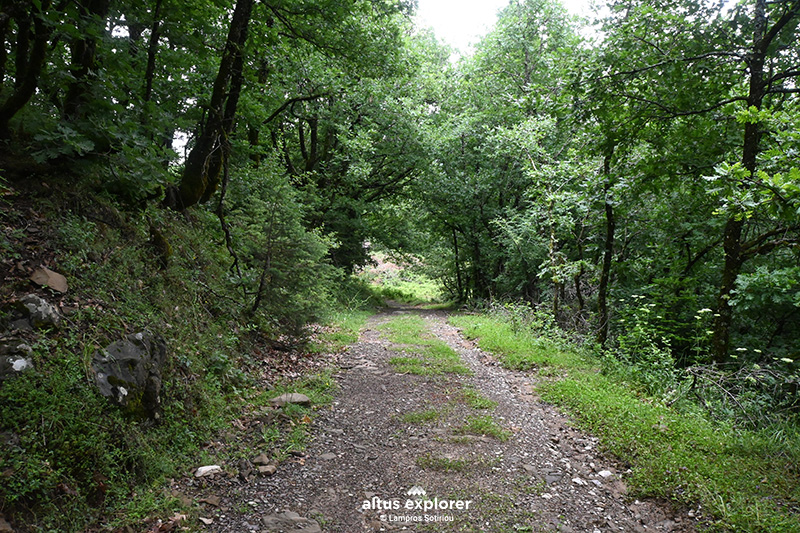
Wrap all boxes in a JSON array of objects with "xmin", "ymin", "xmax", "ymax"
[{"xmin": 92, "ymin": 331, "xmax": 167, "ymax": 421}]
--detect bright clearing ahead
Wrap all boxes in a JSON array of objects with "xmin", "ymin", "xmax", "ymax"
[{"xmin": 415, "ymin": 0, "xmax": 595, "ymax": 54}]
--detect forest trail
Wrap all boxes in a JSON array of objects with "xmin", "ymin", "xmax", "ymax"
[{"xmin": 206, "ymin": 306, "xmax": 696, "ymax": 532}]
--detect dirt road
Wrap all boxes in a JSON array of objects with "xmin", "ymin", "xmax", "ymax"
[{"xmin": 206, "ymin": 307, "xmax": 696, "ymax": 532}]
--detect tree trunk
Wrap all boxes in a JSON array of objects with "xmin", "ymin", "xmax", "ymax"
[
  {"xmin": 710, "ymin": 0, "xmax": 769, "ymax": 362},
  {"xmin": 168, "ymin": 0, "xmax": 254, "ymax": 209},
  {"xmin": 143, "ymin": 0, "xmax": 164, "ymax": 104},
  {"xmin": 0, "ymin": 1, "xmax": 53, "ymax": 140},
  {"xmin": 596, "ymin": 153, "xmax": 615, "ymax": 348},
  {"xmin": 452, "ymin": 226, "xmax": 463, "ymax": 302},
  {"xmin": 63, "ymin": 0, "xmax": 111, "ymax": 120}
]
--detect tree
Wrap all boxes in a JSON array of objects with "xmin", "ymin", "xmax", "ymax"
[
  {"xmin": 0, "ymin": 0, "xmax": 55, "ymax": 140},
  {"xmin": 710, "ymin": 0, "xmax": 800, "ymax": 361},
  {"xmin": 592, "ymin": 0, "xmax": 800, "ymax": 361},
  {"xmin": 166, "ymin": 0, "xmax": 254, "ymax": 209}
]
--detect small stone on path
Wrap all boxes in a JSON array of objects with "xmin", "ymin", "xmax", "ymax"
[
  {"xmin": 194, "ymin": 465, "xmax": 222, "ymax": 477},
  {"xmin": 262, "ymin": 511, "xmax": 321, "ymax": 533},
  {"xmin": 252, "ymin": 453, "xmax": 270, "ymax": 465},
  {"xmin": 200, "ymin": 495, "xmax": 221, "ymax": 507},
  {"xmin": 258, "ymin": 464, "xmax": 277, "ymax": 475}
]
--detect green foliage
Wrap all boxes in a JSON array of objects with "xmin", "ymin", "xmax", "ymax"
[
  {"xmin": 455, "ymin": 415, "xmax": 511, "ymax": 441},
  {"xmin": 605, "ymin": 296, "xmax": 681, "ymax": 397},
  {"xmin": 228, "ymin": 164, "xmax": 336, "ymax": 335}
]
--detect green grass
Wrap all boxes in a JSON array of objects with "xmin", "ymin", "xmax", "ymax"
[
  {"xmin": 381, "ymin": 315, "xmax": 472, "ymax": 376},
  {"xmin": 459, "ymin": 386, "xmax": 497, "ymax": 410},
  {"xmin": 416, "ymin": 452, "xmax": 472, "ymax": 472},
  {"xmin": 455, "ymin": 415, "xmax": 511, "ymax": 441},
  {"xmin": 449, "ymin": 313, "xmax": 800, "ymax": 531},
  {"xmin": 449, "ymin": 315, "xmax": 584, "ymax": 370}
]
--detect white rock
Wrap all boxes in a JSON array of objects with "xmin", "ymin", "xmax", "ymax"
[
  {"xmin": 194, "ymin": 465, "xmax": 222, "ymax": 477},
  {"xmin": 12, "ymin": 358, "xmax": 33, "ymax": 371},
  {"xmin": 270, "ymin": 392, "xmax": 311, "ymax": 407},
  {"xmin": 598, "ymin": 470, "xmax": 613, "ymax": 478}
]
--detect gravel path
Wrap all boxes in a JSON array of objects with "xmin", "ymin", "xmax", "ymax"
[{"xmin": 200, "ymin": 306, "xmax": 698, "ymax": 532}]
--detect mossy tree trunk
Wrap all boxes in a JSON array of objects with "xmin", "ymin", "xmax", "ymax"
[{"xmin": 166, "ymin": 0, "xmax": 254, "ymax": 210}]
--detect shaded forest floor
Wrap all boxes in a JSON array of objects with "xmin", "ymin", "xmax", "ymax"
[{"xmin": 185, "ymin": 305, "xmax": 696, "ymax": 532}]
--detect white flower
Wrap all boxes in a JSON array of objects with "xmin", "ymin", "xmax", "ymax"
[
  {"xmin": 780, "ymin": 358, "xmax": 794, "ymax": 364},
  {"xmin": 698, "ymin": 308, "xmax": 712, "ymax": 313}
]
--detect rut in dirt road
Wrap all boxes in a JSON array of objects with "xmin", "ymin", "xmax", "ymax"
[{"xmin": 209, "ymin": 307, "xmax": 697, "ymax": 532}]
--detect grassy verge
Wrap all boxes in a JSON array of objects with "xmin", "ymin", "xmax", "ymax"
[
  {"xmin": 450, "ymin": 315, "xmax": 585, "ymax": 370},
  {"xmin": 449, "ymin": 313, "xmax": 800, "ymax": 532},
  {"xmin": 309, "ymin": 309, "xmax": 374, "ymax": 353},
  {"xmin": 379, "ymin": 315, "xmax": 471, "ymax": 376}
]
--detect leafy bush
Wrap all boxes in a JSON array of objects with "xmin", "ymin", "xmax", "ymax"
[
  {"xmin": 603, "ymin": 296, "xmax": 681, "ymax": 397},
  {"xmin": 228, "ymin": 164, "xmax": 336, "ymax": 335}
]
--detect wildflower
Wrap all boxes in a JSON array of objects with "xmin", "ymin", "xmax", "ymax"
[
  {"xmin": 698, "ymin": 308, "xmax": 712, "ymax": 313},
  {"xmin": 780, "ymin": 358, "xmax": 794, "ymax": 364},
  {"xmin": 736, "ymin": 347, "xmax": 748, "ymax": 352}
]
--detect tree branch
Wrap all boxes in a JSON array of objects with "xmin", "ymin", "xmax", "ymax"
[
  {"xmin": 262, "ymin": 93, "xmax": 329, "ymax": 125},
  {"xmin": 741, "ymin": 226, "xmax": 800, "ymax": 257}
]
